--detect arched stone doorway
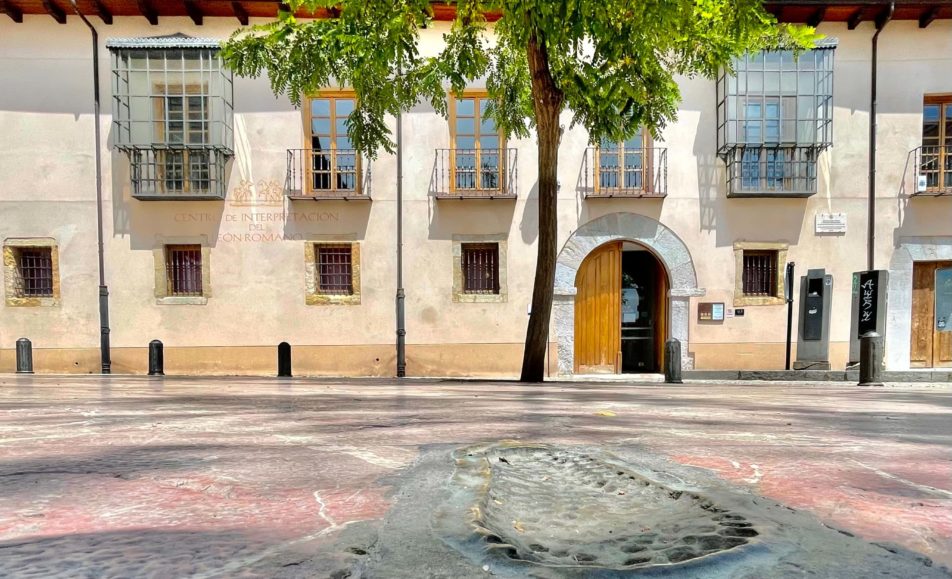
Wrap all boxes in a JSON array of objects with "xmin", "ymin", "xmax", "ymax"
[{"xmin": 553, "ymin": 213, "xmax": 704, "ymax": 375}]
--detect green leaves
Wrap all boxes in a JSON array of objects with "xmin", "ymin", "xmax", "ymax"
[{"xmin": 220, "ymin": 0, "xmax": 819, "ymax": 155}]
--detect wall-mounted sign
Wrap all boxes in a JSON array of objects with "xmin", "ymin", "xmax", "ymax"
[
  {"xmin": 698, "ymin": 302, "xmax": 725, "ymax": 322},
  {"xmin": 815, "ymin": 212, "xmax": 847, "ymax": 234}
]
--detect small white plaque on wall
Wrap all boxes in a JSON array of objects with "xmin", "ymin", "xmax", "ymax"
[{"xmin": 815, "ymin": 212, "xmax": 847, "ymax": 235}]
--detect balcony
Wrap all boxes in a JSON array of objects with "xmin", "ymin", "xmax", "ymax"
[
  {"xmin": 582, "ymin": 146, "xmax": 667, "ymax": 198},
  {"xmin": 912, "ymin": 145, "xmax": 952, "ymax": 196},
  {"xmin": 432, "ymin": 148, "xmax": 517, "ymax": 199},
  {"xmin": 286, "ymin": 148, "xmax": 370, "ymax": 200},
  {"xmin": 724, "ymin": 145, "xmax": 818, "ymax": 198},
  {"xmin": 123, "ymin": 145, "xmax": 230, "ymax": 200}
]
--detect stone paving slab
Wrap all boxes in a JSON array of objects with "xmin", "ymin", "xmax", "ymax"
[{"xmin": 0, "ymin": 375, "xmax": 949, "ymax": 577}]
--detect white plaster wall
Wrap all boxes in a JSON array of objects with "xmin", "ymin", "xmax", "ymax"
[{"xmin": 1, "ymin": 16, "xmax": 951, "ymax": 369}]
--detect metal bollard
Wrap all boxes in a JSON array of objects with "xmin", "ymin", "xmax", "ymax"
[
  {"xmin": 858, "ymin": 331, "xmax": 884, "ymax": 387},
  {"xmin": 278, "ymin": 342, "xmax": 292, "ymax": 377},
  {"xmin": 16, "ymin": 338, "xmax": 33, "ymax": 374},
  {"xmin": 148, "ymin": 340, "xmax": 164, "ymax": 376},
  {"xmin": 664, "ymin": 338, "xmax": 683, "ymax": 384}
]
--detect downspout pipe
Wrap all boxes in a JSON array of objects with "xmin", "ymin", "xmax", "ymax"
[
  {"xmin": 868, "ymin": 2, "xmax": 894, "ymax": 271},
  {"xmin": 68, "ymin": 0, "xmax": 112, "ymax": 374},
  {"xmin": 395, "ymin": 69, "xmax": 406, "ymax": 378}
]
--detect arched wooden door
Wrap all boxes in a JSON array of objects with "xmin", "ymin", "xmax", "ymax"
[{"xmin": 575, "ymin": 242, "xmax": 622, "ymax": 373}]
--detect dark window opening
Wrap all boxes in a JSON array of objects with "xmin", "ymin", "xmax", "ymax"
[
  {"xmin": 165, "ymin": 245, "xmax": 203, "ymax": 297},
  {"xmin": 742, "ymin": 250, "xmax": 779, "ymax": 297},
  {"xmin": 317, "ymin": 244, "xmax": 353, "ymax": 295},
  {"xmin": 16, "ymin": 248, "xmax": 54, "ymax": 298},
  {"xmin": 462, "ymin": 243, "xmax": 500, "ymax": 294}
]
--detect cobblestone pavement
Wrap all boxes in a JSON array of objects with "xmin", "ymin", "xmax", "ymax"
[{"xmin": 0, "ymin": 376, "xmax": 949, "ymax": 577}]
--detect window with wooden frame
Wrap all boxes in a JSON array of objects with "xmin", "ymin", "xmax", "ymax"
[
  {"xmin": 165, "ymin": 244, "xmax": 204, "ymax": 297},
  {"xmin": 596, "ymin": 128, "xmax": 651, "ymax": 192},
  {"xmin": 306, "ymin": 92, "xmax": 361, "ymax": 194},
  {"xmin": 921, "ymin": 95, "xmax": 952, "ymax": 192},
  {"xmin": 4, "ymin": 239, "xmax": 60, "ymax": 307},
  {"xmin": 305, "ymin": 242, "xmax": 361, "ymax": 305},
  {"xmin": 450, "ymin": 93, "xmax": 505, "ymax": 192},
  {"xmin": 733, "ymin": 242, "xmax": 787, "ymax": 306},
  {"xmin": 461, "ymin": 243, "xmax": 500, "ymax": 295}
]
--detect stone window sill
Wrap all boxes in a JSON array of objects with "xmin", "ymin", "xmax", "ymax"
[{"xmin": 156, "ymin": 296, "xmax": 208, "ymax": 305}]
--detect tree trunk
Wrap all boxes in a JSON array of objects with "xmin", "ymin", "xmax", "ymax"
[{"xmin": 520, "ymin": 33, "xmax": 564, "ymax": 382}]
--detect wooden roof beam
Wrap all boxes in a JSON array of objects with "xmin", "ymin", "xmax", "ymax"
[
  {"xmin": 184, "ymin": 0, "xmax": 202, "ymax": 25},
  {"xmin": 231, "ymin": 1, "xmax": 248, "ymax": 25},
  {"xmin": 137, "ymin": 0, "xmax": 158, "ymax": 24},
  {"xmin": 92, "ymin": 0, "xmax": 112, "ymax": 24},
  {"xmin": 919, "ymin": 6, "xmax": 939, "ymax": 28},
  {"xmin": 42, "ymin": 0, "xmax": 66, "ymax": 23},
  {"xmin": 807, "ymin": 7, "xmax": 826, "ymax": 27},
  {"xmin": 0, "ymin": 0, "xmax": 23, "ymax": 22},
  {"xmin": 847, "ymin": 8, "xmax": 864, "ymax": 30}
]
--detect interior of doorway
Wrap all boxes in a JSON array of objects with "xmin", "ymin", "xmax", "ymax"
[{"xmin": 621, "ymin": 242, "xmax": 668, "ymax": 373}]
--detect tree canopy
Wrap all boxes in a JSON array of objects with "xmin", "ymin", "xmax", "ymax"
[
  {"xmin": 221, "ymin": 0, "xmax": 818, "ymax": 381},
  {"xmin": 221, "ymin": 0, "xmax": 818, "ymax": 155}
]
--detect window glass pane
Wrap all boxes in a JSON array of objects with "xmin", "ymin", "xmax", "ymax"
[
  {"xmin": 456, "ymin": 98, "xmax": 475, "ymax": 116},
  {"xmin": 923, "ymin": 104, "xmax": 940, "ymax": 141},
  {"xmin": 311, "ymin": 118, "xmax": 331, "ymax": 136},
  {"xmin": 456, "ymin": 136, "xmax": 476, "ymax": 150},
  {"xmin": 456, "ymin": 118, "xmax": 475, "ymax": 136},
  {"xmin": 480, "ymin": 135, "xmax": 499, "ymax": 150},
  {"xmin": 480, "ymin": 117, "xmax": 497, "ymax": 134},
  {"xmin": 335, "ymin": 118, "xmax": 349, "ymax": 138},
  {"xmin": 336, "ymin": 98, "xmax": 354, "ymax": 117},
  {"xmin": 764, "ymin": 51, "xmax": 781, "ymax": 70},
  {"xmin": 798, "ymin": 72, "xmax": 815, "ymax": 95},
  {"xmin": 764, "ymin": 72, "xmax": 780, "ymax": 93},
  {"xmin": 311, "ymin": 98, "xmax": 330, "ymax": 117}
]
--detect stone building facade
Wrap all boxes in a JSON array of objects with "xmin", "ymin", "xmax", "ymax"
[{"xmin": 1, "ymin": 1, "xmax": 951, "ymax": 376}]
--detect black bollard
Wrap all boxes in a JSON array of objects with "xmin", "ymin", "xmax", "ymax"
[
  {"xmin": 148, "ymin": 340, "xmax": 164, "ymax": 376},
  {"xmin": 858, "ymin": 331, "xmax": 884, "ymax": 387},
  {"xmin": 16, "ymin": 338, "xmax": 33, "ymax": 374},
  {"xmin": 278, "ymin": 342, "xmax": 292, "ymax": 377},
  {"xmin": 664, "ymin": 338, "xmax": 683, "ymax": 384}
]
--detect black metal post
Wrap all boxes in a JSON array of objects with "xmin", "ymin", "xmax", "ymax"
[
  {"xmin": 16, "ymin": 338, "xmax": 34, "ymax": 374},
  {"xmin": 278, "ymin": 342, "xmax": 292, "ymax": 377},
  {"xmin": 69, "ymin": 0, "xmax": 111, "ymax": 374},
  {"xmin": 868, "ymin": 3, "xmax": 894, "ymax": 271},
  {"xmin": 148, "ymin": 340, "xmax": 164, "ymax": 376},
  {"xmin": 664, "ymin": 338, "xmax": 683, "ymax": 384},
  {"xmin": 395, "ymin": 68, "xmax": 406, "ymax": 378},
  {"xmin": 858, "ymin": 331, "xmax": 884, "ymax": 386},
  {"xmin": 785, "ymin": 261, "xmax": 795, "ymax": 371}
]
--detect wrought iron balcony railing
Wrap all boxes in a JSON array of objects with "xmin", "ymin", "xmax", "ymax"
[
  {"xmin": 723, "ymin": 145, "xmax": 818, "ymax": 198},
  {"xmin": 432, "ymin": 148, "xmax": 517, "ymax": 199},
  {"xmin": 121, "ymin": 145, "xmax": 230, "ymax": 200},
  {"xmin": 913, "ymin": 145, "xmax": 952, "ymax": 195},
  {"xmin": 286, "ymin": 148, "xmax": 369, "ymax": 199},
  {"xmin": 582, "ymin": 146, "xmax": 667, "ymax": 198}
]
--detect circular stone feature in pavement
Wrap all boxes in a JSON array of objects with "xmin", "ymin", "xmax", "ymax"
[{"xmin": 459, "ymin": 444, "xmax": 757, "ymax": 570}]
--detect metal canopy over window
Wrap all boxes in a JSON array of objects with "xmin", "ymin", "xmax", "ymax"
[
  {"xmin": 108, "ymin": 36, "xmax": 233, "ymax": 200},
  {"xmin": 716, "ymin": 42, "xmax": 835, "ymax": 197}
]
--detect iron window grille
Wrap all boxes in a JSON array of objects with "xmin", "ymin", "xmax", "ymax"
[
  {"xmin": 108, "ymin": 40, "xmax": 234, "ymax": 199},
  {"xmin": 461, "ymin": 243, "xmax": 500, "ymax": 294},
  {"xmin": 742, "ymin": 250, "xmax": 779, "ymax": 297},
  {"xmin": 716, "ymin": 44, "xmax": 835, "ymax": 197},
  {"xmin": 316, "ymin": 244, "xmax": 354, "ymax": 295},
  {"xmin": 165, "ymin": 245, "xmax": 203, "ymax": 296},
  {"xmin": 14, "ymin": 247, "xmax": 54, "ymax": 298}
]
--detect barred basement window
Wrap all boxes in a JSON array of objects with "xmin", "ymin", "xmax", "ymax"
[
  {"xmin": 165, "ymin": 245, "xmax": 203, "ymax": 296},
  {"xmin": 716, "ymin": 42, "xmax": 835, "ymax": 197},
  {"xmin": 15, "ymin": 247, "xmax": 54, "ymax": 298},
  {"xmin": 461, "ymin": 243, "xmax": 500, "ymax": 294},
  {"xmin": 742, "ymin": 250, "xmax": 779, "ymax": 297},
  {"xmin": 108, "ymin": 36, "xmax": 234, "ymax": 199},
  {"xmin": 317, "ymin": 244, "xmax": 354, "ymax": 295}
]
